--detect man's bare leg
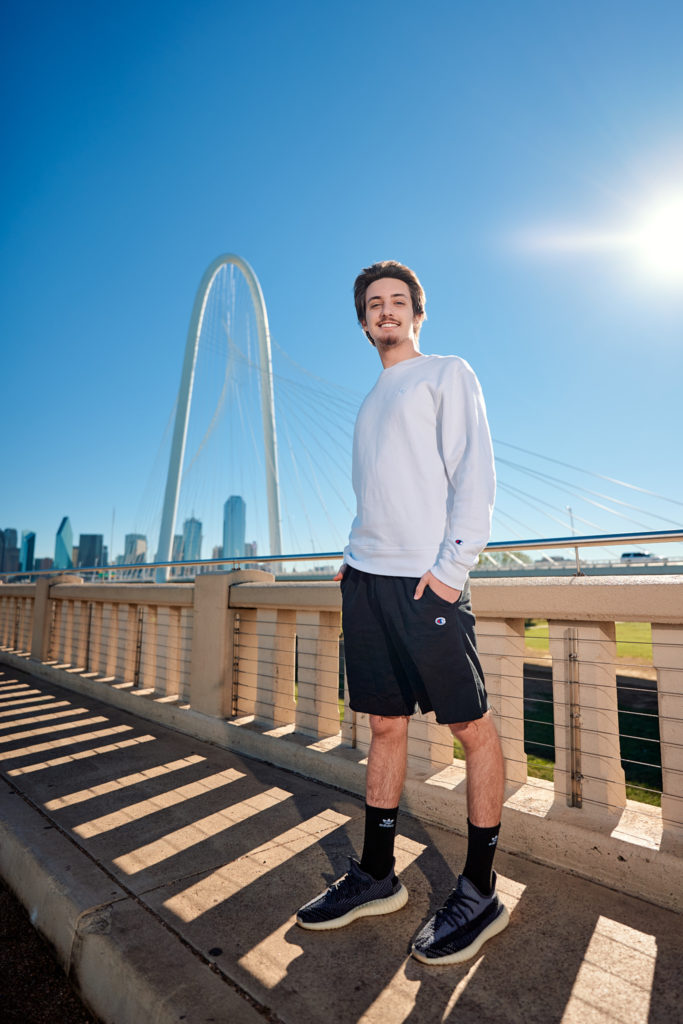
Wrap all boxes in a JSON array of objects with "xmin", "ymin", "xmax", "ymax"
[
  {"xmin": 450, "ymin": 710, "xmax": 504, "ymax": 827},
  {"xmin": 366, "ymin": 714, "xmax": 410, "ymax": 806}
]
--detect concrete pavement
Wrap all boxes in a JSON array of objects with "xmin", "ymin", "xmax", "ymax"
[{"xmin": 0, "ymin": 660, "xmax": 681, "ymax": 1024}]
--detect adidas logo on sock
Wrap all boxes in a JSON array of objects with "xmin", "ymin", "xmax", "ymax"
[
  {"xmin": 489, "ymin": 834, "xmax": 499, "ymax": 846},
  {"xmin": 379, "ymin": 818, "xmax": 395, "ymax": 828}
]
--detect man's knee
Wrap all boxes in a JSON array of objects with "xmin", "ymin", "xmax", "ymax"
[
  {"xmin": 369, "ymin": 714, "xmax": 410, "ymax": 739},
  {"xmin": 449, "ymin": 710, "xmax": 498, "ymax": 748}
]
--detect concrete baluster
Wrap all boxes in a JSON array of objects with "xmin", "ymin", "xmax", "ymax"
[
  {"xmin": 30, "ymin": 578, "xmax": 51, "ymax": 661},
  {"xmin": 115, "ymin": 605, "xmax": 137, "ymax": 683},
  {"xmin": 18, "ymin": 597, "xmax": 31, "ymax": 651},
  {"xmin": 255, "ymin": 607, "xmax": 296, "ymax": 727},
  {"xmin": 342, "ymin": 671, "xmax": 372, "ymax": 755},
  {"xmin": 190, "ymin": 570, "xmax": 273, "ymax": 719},
  {"xmin": 651, "ymin": 623, "xmax": 683, "ymax": 849},
  {"xmin": 88, "ymin": 602, "xmax": 103, "ymax": 674},
  {"xmin": 63, "ymin": 601, "xmax": 75, "ymax": 666},
  {"xmin": 477, "ymin": 616, "xmax": 527, "ymax": 786},
  {"xmin": 295, "ymin": 609, "xmax": 341, "ymax": 739},
  {"xmin": 102, "ymin": 603, "xmax": 118, "ymax": 679},
  {"xmin": 408, "ymin": 710, "xmax": 454, "ymax": 776},
  {"xmin": 179, "ymin": 607, "xmax": 193, "ymax": 701},
  {"xmin": 140, "ymin": 606, "xmax": 158, "ymax": 688},
  {"xmin": 549, "ymin": 620, "xmax": 626, "ymax": 816}
]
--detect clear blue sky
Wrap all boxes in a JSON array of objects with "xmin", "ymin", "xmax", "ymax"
[{"xmin": 2, "ymin": 0, "xmax": 682, "ymax": 564}]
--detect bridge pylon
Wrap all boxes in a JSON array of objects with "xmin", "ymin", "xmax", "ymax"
[{"xmin": 155, "ymin": 255, "xmax": 282, "ymax": 581}]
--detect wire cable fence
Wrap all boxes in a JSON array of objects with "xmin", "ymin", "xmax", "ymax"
[
  {"xmin": 45, "ymin": 596, "xmax": 194, "ymax": 701},
  {"xmin": 229, "ymin": 604, "xmax": 679, "ymax": 833}
]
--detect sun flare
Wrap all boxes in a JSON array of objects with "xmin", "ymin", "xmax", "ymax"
[
  {"xmin": 517, "ymin": 191, "xmax": 683, "ymax": 286},
  {"xmin": 633, "ymin": 196, "xmax": 683, "ymax": 282}
]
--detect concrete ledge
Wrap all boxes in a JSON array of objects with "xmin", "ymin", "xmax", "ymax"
[
  {"xmin": 3, "ymin": 651, "xmax": 681, "ymax": 915},
  {"xmin": 472, "ymin": 573, "xmax": 683, "ymax": 622},
  {"xmin": 0, "ymin": 779, "xmax": 265, "ymax": 1024}
]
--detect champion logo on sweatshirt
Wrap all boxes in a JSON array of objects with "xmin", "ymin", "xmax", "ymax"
[{"xmin": 435, "ymin": 616, "xmax": 446, "ymax": 626}]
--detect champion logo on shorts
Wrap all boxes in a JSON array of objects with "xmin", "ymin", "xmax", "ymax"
[{"xmin": 435, "ymin": 616, "xmax": 446, "ymax": 626}]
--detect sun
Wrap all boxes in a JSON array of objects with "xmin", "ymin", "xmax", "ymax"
[{"xmin": 632, "ymin": 195, "xmax": 683, "ymax": 283}]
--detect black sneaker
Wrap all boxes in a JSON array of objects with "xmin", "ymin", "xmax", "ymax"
[
  {"xmin": 296, "ymin": 858, "xmax": 408, "ymax": 931},
  {"xmin": 411, "ymin": 872, "xmax": 509, "ymax": 964}
]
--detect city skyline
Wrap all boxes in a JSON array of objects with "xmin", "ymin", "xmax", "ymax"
[{"xmin": 1, "ymin": 494, "xmax": 255, "ymax": 570}]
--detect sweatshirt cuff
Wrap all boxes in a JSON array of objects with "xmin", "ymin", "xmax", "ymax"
[{"xmin": 430, "ymin": 562, "xmax": 470, "ymax": 592}]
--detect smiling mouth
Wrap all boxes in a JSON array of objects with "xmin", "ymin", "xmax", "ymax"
[{"xmin": 379, "ymin": 320, "xmax": 399, "ymax": 327}]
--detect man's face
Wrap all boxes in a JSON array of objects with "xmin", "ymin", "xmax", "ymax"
[{"xmin": 361, "ymin": 277, "xmax": 420, "ymax": 349}]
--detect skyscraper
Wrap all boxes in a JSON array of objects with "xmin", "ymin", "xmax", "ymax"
[
  {"xmin": 78, "ymin": 534, "xmax": 104, "ymax": 568},
  {"xmin": 2, "ymin": 529, "xmax": 19, "ymax": 573},
  {"xmin": 19, "ymin": 531, "xmax": 35, "ymax": 572},
  {"xmin": 182, "ymin": 518, "xmax": 202, "ymax": 562},
  {"xmin": 223, "ymin": 496, "xmax": 246, "ymax": 559},
  {"xmin": 54, "ymin": 517, "xmax": 74, "ymax": 570},
  {"xmin": 124, "ymin": 534, "xmax": 147, "ymax": 563}
]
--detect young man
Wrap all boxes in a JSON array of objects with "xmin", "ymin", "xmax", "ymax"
[{"xmin": 296, "ymin": 260, "xmax": 508, "ymax": 964}]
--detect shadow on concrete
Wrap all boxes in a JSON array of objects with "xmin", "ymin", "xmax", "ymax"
[{"xmin": 1, "ymin": 663, "xmax": 681, "ymax": 1024}]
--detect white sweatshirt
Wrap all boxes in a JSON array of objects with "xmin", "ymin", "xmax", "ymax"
[{"xmin": 342, "ymin": 354, "xmax": 495, "ymax": 590}]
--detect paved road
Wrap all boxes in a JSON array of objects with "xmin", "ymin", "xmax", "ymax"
[{"xmin": 0, "ymin": 876, "xmax": 97, "ymax": 1023}]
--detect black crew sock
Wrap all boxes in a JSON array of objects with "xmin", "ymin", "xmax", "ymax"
[
  {"xmin": 360, "ymin": 804, "xmax": 399, "ymax": 880},
  {"xmin": 462, "ymin": 818, "xmax": 500, "ymax": 896}
]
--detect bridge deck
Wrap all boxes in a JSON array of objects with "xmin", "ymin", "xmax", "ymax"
[{"xmin": 0, "ymin": 662, "xmax": 680, "ymax": 1024}]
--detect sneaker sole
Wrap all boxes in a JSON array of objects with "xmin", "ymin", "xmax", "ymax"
[
  {"xmin": 296, "ymin": 883, "xmax": 409, "ymax": 931},
  {"xmin": 411, "ymin": 903, "xmax": 510, "ymax": 964}
]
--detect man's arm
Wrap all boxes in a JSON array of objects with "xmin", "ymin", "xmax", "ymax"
[{"xmin": 430, "ymin": 359, "xmax": 496, "ymax": 591}]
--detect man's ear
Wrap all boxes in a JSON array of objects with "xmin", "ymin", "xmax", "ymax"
[{"xmin": 361, "ymin": 322, "xmax": 376, "ymax": 347}]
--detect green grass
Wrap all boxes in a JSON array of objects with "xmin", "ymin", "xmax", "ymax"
[
  {"xmin": 523, "ymin": 753, "xmax": 661, "ymax": 805},
  {"xmin": 525, "ymin": 620, "xmax": 550, "ymax": 652},
  {"xmin": 615, "ymin": 621, "xmax": 653, "ymax": 660},
  {"xmin": 526, "ymin": 753, "xmax": 554, "ymax": 782},
  {"xmin": 453, "ymin": 737, "xmax": 465, "ymax": 760},
  {"xmin": 524, "ymin": 620, "xmax": 653, "ymax": 662}
]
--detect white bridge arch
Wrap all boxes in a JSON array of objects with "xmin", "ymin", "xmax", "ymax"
[{"xmin": 155, "ymin": 254, "xmax": 282, "ymax": 580}]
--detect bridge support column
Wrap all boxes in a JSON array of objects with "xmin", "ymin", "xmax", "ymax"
[{"xmin": 190, "ymin": 570, "xmax": 274, "ymax": 718}]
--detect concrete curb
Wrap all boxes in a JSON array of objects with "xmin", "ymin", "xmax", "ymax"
[{"xmin": 0, "ymin": 779, "xmax": 267, "ymax": 1024}]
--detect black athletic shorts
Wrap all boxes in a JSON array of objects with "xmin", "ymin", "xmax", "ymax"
[{"xmin": 341, "ymin": 567, "xmax": 489, "ymax": 725}]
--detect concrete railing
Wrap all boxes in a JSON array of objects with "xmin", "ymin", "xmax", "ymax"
[{"xmin": 1, "ymin": 571, "xmax": 682, "ymax": 910}]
